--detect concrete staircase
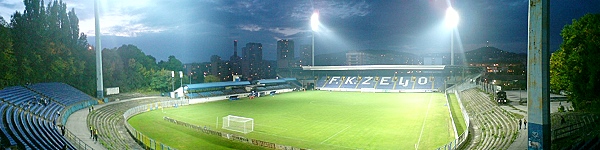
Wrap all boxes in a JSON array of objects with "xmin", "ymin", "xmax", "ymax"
[
  {"xmin": 461, "ymin": 89, "xmax": 519, "ymax": 150},
  {"xmin": 87, "ymin": 97, "xmax": 168, "ymax": 149}
]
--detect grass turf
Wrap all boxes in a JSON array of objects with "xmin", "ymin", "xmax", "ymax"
[
  {"xmin": 128, "ymin": 91, "xmax": 455, "ymax": 149},
  {"xmin": 448, "ymin": 93, "xmax": 467, "ymax": 135}
]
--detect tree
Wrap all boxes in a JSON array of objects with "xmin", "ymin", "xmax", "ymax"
[
  {"xmin": 551, "ymin": 13, "xmax": 600, "ymax": 111},
  {"xmin": 550, "ymin": 49, "xmax": 568, "ymax": 93},
  {"xmin": 204, "ymin": 75, "xmax": 221, "ymax": 83},
  {"xmin": 150, "ymin": 69, "xmax": 172, "ymax": 92},
  {"xmin": 0, "ymin": 17, "xmax": 17, "ymax": 88},
  {"xmin": 158, "ymin": 55, "xmax": 183, "ymax": 71}
]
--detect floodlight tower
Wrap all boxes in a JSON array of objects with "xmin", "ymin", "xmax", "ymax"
[
  {"xmin": 445, "ymin": 6, "xmax": 459, "ymax": 66},
  {"xmin": 311, "ymin": 11, "xmax": 320, "ymax": 66},
  {"xmin": 94, "ymin": 0, "xmax": 104, "ymax": 99}
]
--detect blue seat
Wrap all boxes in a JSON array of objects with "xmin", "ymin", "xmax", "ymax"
[
  {"xmin": 0, "ymin": 104, "xmax": 17, "ymax": 146},
  {"xmin": 33, "ymin": 115, "xmax": 61, "ymax": 149},
  {"xmin": 28, "ymin": 83, "xmax": 94, "ymax": 106},
  {"xmin": 42, "ymin": 119, "xmax": 74, "ymax": 149},
  {"xmin": 7, "ymin": 107, "xmax": 32, "ymax": 149},
  {"xmin": 20, "ymin": 111, "xmax": 45, "ymax": 149}
]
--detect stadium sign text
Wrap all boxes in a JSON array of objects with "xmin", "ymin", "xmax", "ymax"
[{"xmin": 327, "ymin": 76, "xmax": 431, "ymax": 87}]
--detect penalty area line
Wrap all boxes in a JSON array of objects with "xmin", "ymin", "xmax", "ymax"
[
  {"xmin": 415, "ymin": 94, "xmax": 433, "ymax": 150},
  {"xmin": 320, "ymin": 125, "xmax": 351, "ymax": 144}
]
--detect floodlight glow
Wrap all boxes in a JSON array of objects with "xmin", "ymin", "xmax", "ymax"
[
  {"xmin": 311, "ymin": 12, "xmax": 320, "ymax": 32},
  {"xmin": 445, "ymin": 7, "xmax": 459, "ymax": 29}
]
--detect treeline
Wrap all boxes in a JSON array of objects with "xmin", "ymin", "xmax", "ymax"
[
  {"xmin": 550, "ymin": 14, "xmax": 600, "ymax": 112},
  {"xmin": 0, "ymin": 0, "xmax": 184, "ymax": 96},
  {"xmin": 102, "ymin": 45, "xmax": 185, "ymax": 93}
]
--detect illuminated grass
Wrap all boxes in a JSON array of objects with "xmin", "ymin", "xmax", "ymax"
[
  {"xmin": 448, "ymin": 93, "xmax": 467, "ymax": 135},
  {"xmin": 128, "ymin": 91, "xmax": 454, "ymax": 149}
]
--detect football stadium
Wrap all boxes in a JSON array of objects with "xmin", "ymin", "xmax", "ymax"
[
  {"xmin": 124, "ymin": 65, "xmax": 461, "ymax": 150},
  {"xmin": 3, "ymin": 1, "xmax": 600, "ymax": 150},
  {"xmin": 0, "ymin": 65, "xmax": 479, "ymax": 150},
  {"xmin": 3, "ymin": 64, "xmax": 598, "ymax": 150}
]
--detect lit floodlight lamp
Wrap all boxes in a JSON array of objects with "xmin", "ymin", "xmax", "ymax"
[
  {"xmin": 310, "ymin": 11, "xmax": 320, "ymax": 66},
  {"xmin": 311, "ymin": 12, "xmax": 320, "ymax": 32},
  {"xmin": 445, "ymin": 7, "xmax": 459, "ymax": 29}
]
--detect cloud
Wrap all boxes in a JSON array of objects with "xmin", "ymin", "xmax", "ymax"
[
  {"xmin": 238, "ymin": 24, "xmax": 262, "ymax": 32},
  {"xmin": 77, "ymin": 0, "xmax": 170, "ymax": 37},
  {"xmin": 290, "ymin": 1, "xmax": 371, "ymax": 20},
  {"xmin": 0, "ymin": 0, "xmax": 24, "ymax": 20},
  {"xmin": 269, "ymin": 27, "xmax": 305, "ymax": 37},
  {"xmin": 216, "ymin": 0, "xmax": 266, "ymax": 15}
]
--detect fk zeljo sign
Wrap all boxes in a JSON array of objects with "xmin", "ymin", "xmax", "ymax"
[{"xmin": 326, "ymin": 76, "xmax": 432, "ymax": 87}]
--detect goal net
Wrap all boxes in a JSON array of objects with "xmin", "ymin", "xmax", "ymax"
[{"xmin": 222, "ymin": 115, "xmax": 254, "ymax": 134}]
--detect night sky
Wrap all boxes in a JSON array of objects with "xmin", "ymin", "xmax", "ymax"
[{"xmin": 1, "ymin": 0, "xmax": 599, "ymax": 63}]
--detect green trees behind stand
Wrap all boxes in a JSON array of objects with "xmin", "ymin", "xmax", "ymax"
[
  {"xmin": 0, "ymin": 0, "xmax": 185, "ymax": 96},
  {"xmin": 550, "ymin": 14, "xmax": 600, "ymax": 112}
]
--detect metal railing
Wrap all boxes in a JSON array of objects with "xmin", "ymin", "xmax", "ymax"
[
  {"xmin": 122, "ymin": 99, "xmax": 190, "ymax": 150},
  {"xmin": 436, "ymin": 82, "xmax": 472, "ymax": 150}
]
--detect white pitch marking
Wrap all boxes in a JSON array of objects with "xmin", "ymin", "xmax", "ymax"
[
  {"xmin": 415, "ymin": 94, "xmax": 434, "ymax": 150},
  {"xmin": 321, "ymin": 125, "xmax": 351, "ymax": 144}
]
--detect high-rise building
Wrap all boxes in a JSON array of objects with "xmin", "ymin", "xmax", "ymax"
[
  {"xmin": 277, "ymin": 39, "xmax": 294, "ymax": 68},
  {"xmin": 242, "ymin": 43, "xmax": 263, "ymax": 80},
  {"xmin": 242, "ymin": 43, "xmax": 262, "ymax": 61},
  {"xmin": 229, "ymin": 40, "xmax": 242, "ymax": 76},
  {"xmin": 299, "ymin": 44, "xmax": 312, "ymax": 66}
]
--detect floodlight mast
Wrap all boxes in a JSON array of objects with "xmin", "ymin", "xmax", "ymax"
[
  {"xmin": 94, "ymin": 0, "xmax": 104, "ymax": 99},
  {"xmin": 311, "ymin": 12, "xmax": 319, "ymax": 66},
  {"xmin": 445, "ymin": 7, "xmax": 459, "ymax": 66}
]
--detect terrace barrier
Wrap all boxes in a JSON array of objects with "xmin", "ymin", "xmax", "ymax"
[
  {"xmin": 436, "ymin": 84, "xmax": 471, "ymax": 150},
  {"xmin": 162, "ymin": 117, "xmax": 310, "ymax": 150},
  {"xmin": 122, "ymin": 99, "xmax": 190, "ymax": 150}
]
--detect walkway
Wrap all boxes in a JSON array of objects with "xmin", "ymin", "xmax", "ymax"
[
  {"xmin": 64, "ymin": 103, "xmax": 108, "ymax": 150},
  {"xmin": 64, "ymin": 96, "xmax": 170, "ymax": 149},
  {"xmin": 502, "ymin": 90, "xmax": 572, "ymax": 149}
]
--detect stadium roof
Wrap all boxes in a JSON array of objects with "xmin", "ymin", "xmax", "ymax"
[
  {"xmin": 302, "ymin": 65, "xmax": 446, "ymax": 71},
  {"xmin": 185, "ymin": 81, "xmax": 250, "ymax": 90},
  {"xmin": 256, "ymin": 79, "xmax": 287, "ymax": 84}
]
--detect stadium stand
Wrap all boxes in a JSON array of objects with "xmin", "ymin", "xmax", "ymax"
[
  {"xmin": 0, "ymin": 83, "xmax": 96, "ymax": 149},
  {"xmin": 460, "ymin": 88, "xmax": 518, "ymax": 150},
  {"xmin": 316, "ymin": 75, "xmax": 444, "ymax": 92},
  {"xmin": 184, "ymin": 79, "xmax": 297, "ymax": 99},
  {"xmin": 87, "ymin": 97, "xmax": 171, "ymax": 149}
]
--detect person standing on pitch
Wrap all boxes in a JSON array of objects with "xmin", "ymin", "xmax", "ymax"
[{"xmin": 518, "ymin": 119, "xmax": 522, "ymax": 129}]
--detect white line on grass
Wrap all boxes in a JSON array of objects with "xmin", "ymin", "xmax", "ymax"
[
  {"xmin": 253, "ymin": 130, "xmax": 356, "ymax": 149},
  {"xmin": 320, "ymin": 125, "xmax": 351, "ymax": 144},
  {"xmin": 415, "ymin": 94, "xmax": 434, "ymax": 150}
]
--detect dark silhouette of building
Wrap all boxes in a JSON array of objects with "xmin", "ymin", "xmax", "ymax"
[
  {"xmin": 242, "ymin": 43, "xmax": 263, "ymax": 80},
  {"xmin": 277, "ymin": 39, "xmax": 294, "ymax": 68},
  {"xmin": 299, "ymin": 44, "xmax": 312, "ymax": 67},
  {"xmin": 229, "ymin": 40, "xmax": 242, "ymax": 77}
]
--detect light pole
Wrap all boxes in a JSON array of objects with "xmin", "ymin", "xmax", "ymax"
[
  {"xmin": 94, "ymin": 0, "xmax": 104, "ymax": 99},
  {"xmin": 171, "ymin": 71, "xmax": 175, "ymax": 92},
  {"xmin": 445, "ymin": 7, "xmax": 459, "ymax": 66},
  {"xmin": 311, "ymin": 12, "xmax": 319, "ymax": 66}
]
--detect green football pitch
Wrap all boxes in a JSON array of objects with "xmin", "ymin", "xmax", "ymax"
[{"xmin": 128, "ymin": 91, "xmax": 455, "ymax": 150}]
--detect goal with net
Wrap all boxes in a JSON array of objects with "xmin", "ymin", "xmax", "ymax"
[{"xmin": 222, "ymin": 115, "xmax": 254, "ymax": 134}]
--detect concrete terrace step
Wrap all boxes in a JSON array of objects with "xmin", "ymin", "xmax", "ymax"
[
  {"xmin": 87, "ymin": 97, "xmax": 169, "ymax": 149},
  {"xmin": 460, "ymin": 88, "xmax": 519, "ymax": 150}
]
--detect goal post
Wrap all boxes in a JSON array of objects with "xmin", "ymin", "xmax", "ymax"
[{"xmin": 222, "ymin": 115, "xmax": 254, "ymax": 134}]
